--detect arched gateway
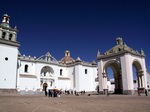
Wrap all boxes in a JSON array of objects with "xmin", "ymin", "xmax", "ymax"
[
  {"xmin": 97, "ymin": 38, "xmax": 148, "ymax": 95},
  {"xmin": 40, "ymin": 66, "xmax": 55, "ymax": 90}
]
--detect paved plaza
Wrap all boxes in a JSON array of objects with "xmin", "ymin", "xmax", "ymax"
[{"xmin": 0, "ymin": 93, "xmax": 150, "ymax": 112}]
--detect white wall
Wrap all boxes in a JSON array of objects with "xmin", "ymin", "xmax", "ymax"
[
  {"xmin": 0, "ymin": 44, "xmax": 18, "ymax": 89},
  {"xmin": 75, "ymin": 64, "xmax": 97, "ymax": 92},
  {"xmin": 75, "ymin": 64, "xmax": 82, "ymax": 91},
  {"xmin": 19, "ymin": 60, "xmax": 36, "ymax": 75},
  {"xmin": 57, "ymin": 79, "xmax": 70, "ymax": 90},
  {"xmin": 17, "ymin": 58, "xmax": 97, "ymax": 92},
  {"xmin": 67, "ymin": 66, "xmax": 75, "ymax": 90},
  {"xmin": 147, "ymin": 71, "xmax": 150, "ymax": 90},
  {"xmin": 19, "ymin": 78, "xmax": 38, "ymax": 91}
]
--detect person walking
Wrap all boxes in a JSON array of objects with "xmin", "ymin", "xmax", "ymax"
[{"xmin": 145, "ymin": 89, "xmax": 148, "ymax": 96}]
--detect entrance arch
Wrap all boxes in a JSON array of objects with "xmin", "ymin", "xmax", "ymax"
[
  {"xmin": 40, "ymin": 66, "xmax": 55, "ymax": 90},
  {"xmin": 97, "ymin": 37, "xmax": 148, "ymax": 95},
  {"xmin": 40, "ymin": 66, "xmax": 54, "ymax": 77},
  {"xmin": 132, "ymin": 60, "xmax": 144, "ymax": 91},
  {"xmin": 103, "ymin": 60, "xmax": 122, "ymax": 94}
]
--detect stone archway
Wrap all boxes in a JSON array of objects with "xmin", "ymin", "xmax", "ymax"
[
  {"xmin": 97, "ymin": 37, "xmax": 147, "ymax": 95},
  {"xmin": 40, "ymin": 66, "xmax": 55, "ymax": 90},
  {"xmin": 132, "ymin": 60, "xmax": 144, "ymax": 91},
  {"xmin": 40, "ymin": 66, "xmax": 54, "ymax": 77},
  {"xmin": 103, "ymin": 60, "xmax": 122, "ymax": 94}
]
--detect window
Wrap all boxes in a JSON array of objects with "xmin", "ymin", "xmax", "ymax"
[
  {"xmin": 60, "ymin": 69, "xmax": 62, "ymax": 76},
  {"xmin": 24, "ymin": 65, "xmax": 28, "ymax": 72},
  {"xmin": 85, "ymin": 69, "xmax": 87, "ymax": 74},
  {"xmin": 5, "ymin": 57, "xmax": 8, "ymax": 61},
  {"xmin": 44, "ymin": 72, "xmax": 46, "ymax": 76},
  {"xmin": 2, "ymin": 32, "xmax": 6, "ymax": 39},
  {"xmin": 133, "ymin": 80, "xmax": 136, "ymax": 83},
  {"xmin": 9, "ymin": 34, "xmax": 13, "ymax": 41},
  {"xmin": 118, "ymin": 48, "xmax": 121, "ymax": 51}
]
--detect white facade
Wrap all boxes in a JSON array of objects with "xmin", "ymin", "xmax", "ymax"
[
  {"xmin": 147, "ymin": 71, "xmax": 150, "ymax": 91},
  {"xmin": 17, "ymin": 54, "xmax": 98, "ymax": 93},
  {"xmin": 0, "ymin": 44, "xmax": 19, "ymax": 89},
  {"xmin": 0, "ymin": 14, "xmax": 19, "ymax": 90},
  {"xmin": 0, "ymin": 14, "xmax": 98, "ymax": 93},
  {"xmin": 0, "ymin": 14, "xmax": 149, "ymax": 95}
]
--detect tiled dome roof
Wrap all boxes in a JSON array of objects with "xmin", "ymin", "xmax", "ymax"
[
  {"xmin": 60, "ymin": 50, "xmax": 75, "ymax": 64},
  {"xmin": 60, "ymin": 56, "xmax": 75, "ymax": 63}
]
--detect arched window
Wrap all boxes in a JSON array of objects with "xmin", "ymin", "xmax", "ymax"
[
  {"xmin": 2, "ymin": 32, "xmax": 6, "ymax": 39},
  {"xmin": 60, "ymin": 69, "xmax": 62, "ymax": 76},
  {"xmin": 9, "ymin": 33, "xmax": 13, "ymax": 41},
  {"xmin": 85, "ymin": 69, "xmax": 87, "ymax": 74},
  {"xmin": 24, "ymin": 65, "xmax": 28, "ymax": 72}
]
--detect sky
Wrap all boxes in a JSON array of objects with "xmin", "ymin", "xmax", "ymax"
[{"xmin": 1, "ymin": 0, "xmax": 150, "ymax": 72}]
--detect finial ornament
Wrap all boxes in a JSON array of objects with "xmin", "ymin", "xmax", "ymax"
[
  {"xmin": 92, "ymin": 60, "xmax": 96, "ymax": 65},
  {"xmin": 140, "ymin": 48, "xmax": 145, "ymax": 55},
  {"xmin": 124, "ymin": 42, "xmax": 126, "ymax": 46},
  {"xmin": 76, "ymin": 57, "xmax": 82, "ymax": 62},
  {"xmin": 14, "ymin": 26, "xmax": 17, "ymax": 29},
  {"xmin": 136, "ymin": 50, "xmax": 139, "ymax": 54},
  {"xmin": 97, "ymin": 50, "xmax": 100, "ymax": 57}
]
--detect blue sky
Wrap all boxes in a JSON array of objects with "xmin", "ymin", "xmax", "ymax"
[{"xmin": 1, "ymin": 0, "xmax": 150, "ymax": 71}]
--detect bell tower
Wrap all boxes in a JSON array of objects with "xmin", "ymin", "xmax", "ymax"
[{"xmin": 0, "ymin": 14, "xmax": 20, "ymax": 91}]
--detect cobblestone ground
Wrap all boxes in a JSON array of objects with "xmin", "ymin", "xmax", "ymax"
[{"xmin": 0, "ymin": 93, "xmax": 150, "ymax": 112}]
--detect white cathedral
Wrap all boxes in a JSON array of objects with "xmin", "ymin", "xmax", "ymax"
[
  {"xmin": 0, "ymin": 14, "xmax": 98, "ymax": 94},
  {"xmin": 0, "ymin": 14, "xmax": 150, "ymax": 95}
]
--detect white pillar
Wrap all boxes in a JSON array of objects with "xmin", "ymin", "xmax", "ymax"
[
  {"xmin": 121, "ymin": 54, "xmax": 133, "ymax": 94},
  {"xmin": 98, "ymin": 59, "xmax": 104, "ymax": 93},
  {"xmin": 140, "ymin": 76, "xmax": 143, "ymax": 87},
  {"xmin": 137, "ymin": 76, "xmax": 140, "ymax": 88},
  {"xmin": 12, "ymin": 32, "xmax": 17, "ymax": 42},
  {"xmin": 103, "ymin": 73, "xmax": 107, "ymax": 89},
  {"xmin": 141, "ymin": 58, "xmax": 148, "ymax": 89},
  {"xmin": 6, "ymin": 31, "xmax": 9, "ymax": 40}
]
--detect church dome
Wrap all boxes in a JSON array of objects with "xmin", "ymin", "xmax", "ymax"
[{"xmin": 60, "ymin": 50, "xmax": 75, "ymax": 64}]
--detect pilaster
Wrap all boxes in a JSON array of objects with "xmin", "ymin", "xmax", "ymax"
[
  {"xmin": 98, "ymin": 59, "xmax": 104, "ymax": 94},
  {"xmin": 120, "ymin": 54, "xmax": 134, "ymax": 95}
]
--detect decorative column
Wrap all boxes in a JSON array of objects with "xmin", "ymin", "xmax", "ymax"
[
  {"xmin": 140, "ymin": 76, "xmax": 143, "ymax": 87},
  {"xmin": 97, "ymin": 59, "xmax": 104, "ymax": 94},
  {"xmin": 102, "ymin": 73, "xmax": 107, "ymax": 89},
  {"xmin": 102, "ymin": 72, "xmax": 108, "ymax": 95},
  {"xmin": 137, "ymin": 76, "xmax": 140, "ymax": 88},
  {"xmin": 5, "ymin": 31, "xmax": 9, "ymax": 40},
  {"xmin": 137, "ymin": 70, "xmax": 144, "ymax": 88}
]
